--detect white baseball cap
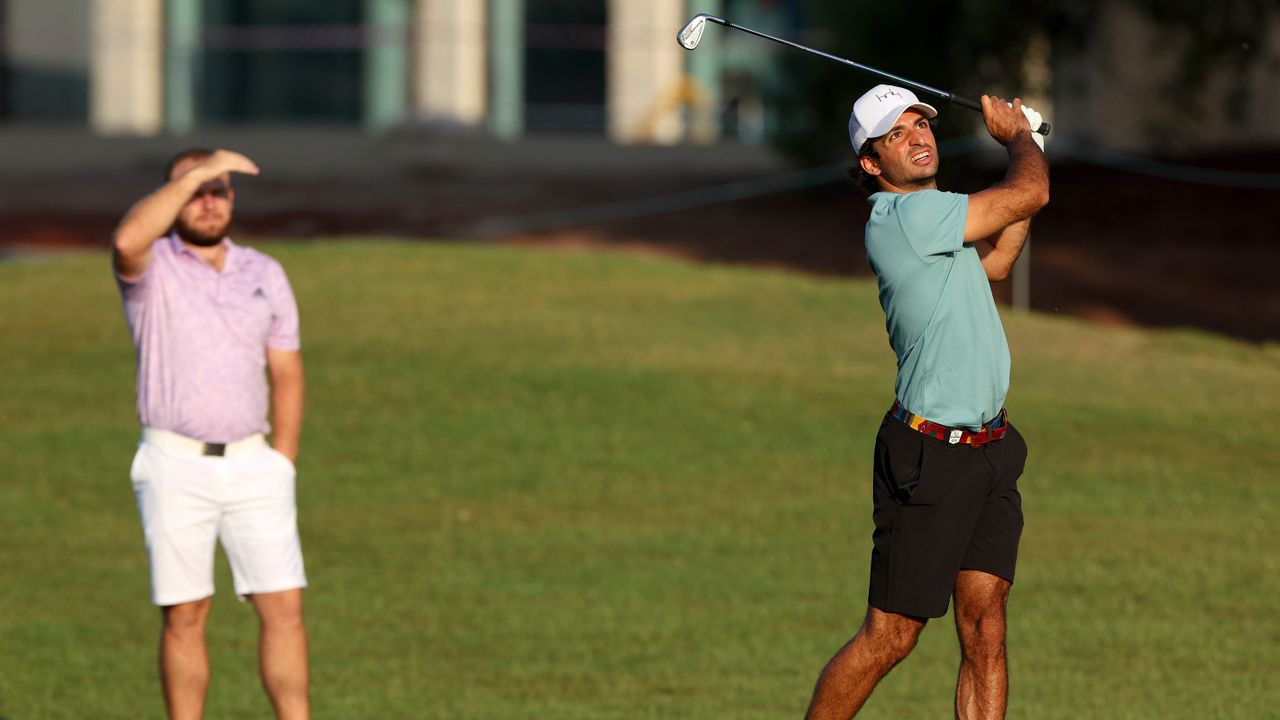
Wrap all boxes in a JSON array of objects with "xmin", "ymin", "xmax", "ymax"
[{"xmin": 848, "ymin": 84, "xmax": 938, "ymax": 151}]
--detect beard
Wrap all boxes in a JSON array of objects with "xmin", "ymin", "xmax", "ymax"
[
  {"xmin": 882, "ymin": 163, "xmax": 939, "ymax": 193},
  {"xmin": 174, "ymin": 215, "xmax": 231, "ymax": 247}
]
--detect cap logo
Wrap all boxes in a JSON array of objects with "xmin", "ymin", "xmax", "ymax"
[{"xmin": 876, "ymin": 89, "xmax": 904, "ymax": 102}]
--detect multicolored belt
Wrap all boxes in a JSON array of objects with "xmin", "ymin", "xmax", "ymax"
[{"xmin": 890, "ymin": 401, "xmax": 1008, "ymax": 447}]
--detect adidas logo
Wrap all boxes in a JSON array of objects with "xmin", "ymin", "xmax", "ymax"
[{"xmin": 252, "ymin": 287, "xmax": 266, "ymax": 299}]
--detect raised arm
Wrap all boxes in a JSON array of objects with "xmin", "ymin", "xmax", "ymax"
[
  {"xmin": 112, "ymin": 150, "xmax": 259, "ymax": 279},
  {"xmin": 974, "ymin": 219, "xmax": 1030, "ymax": 281},
  {"xmin": 964, "ymin": 97, "xmax": 1049, "ymax": 245}
]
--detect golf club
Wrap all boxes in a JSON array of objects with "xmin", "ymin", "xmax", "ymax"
[{"xmin": 677, "ymin": 14, "xmax": 1051, "ymax": 136}]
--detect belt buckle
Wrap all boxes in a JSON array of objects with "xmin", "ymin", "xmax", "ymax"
[{"xmin": 202, "ymin": 443, "xmax": 226, "ymax": 457}]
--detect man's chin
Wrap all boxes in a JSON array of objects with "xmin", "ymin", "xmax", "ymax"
[
  {"xmin": 181, "ymin": 234, "xmax": 224, "ymax": 247},
  {"xmin": 175, "ymin": 222, "xmax": 229, "ymax": 247},
  {"xmin": 913, "ymin": 164, "xmax": 939, "ymax": 180},
  {"xmin": 898, "ymin": 167, "xmax": 939, "ymax": 191}
]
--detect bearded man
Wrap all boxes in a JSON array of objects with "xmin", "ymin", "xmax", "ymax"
[{"xmin": 113, "ymin": 148, "xmax": 310, "ymax": 720}]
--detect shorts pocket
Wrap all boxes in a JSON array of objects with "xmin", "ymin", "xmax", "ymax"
[
  {"xmin": 129, "ymin": 446, "xmax": 149, "ymax": 487},
  {"xmin": 264, "ymin": 445, "xmax": 294, "ymax": 468},
  {"xmin": 902, "ymin": 442, "xmax": 942, "ymax": 506},
  {"xmin": 266, "ymin": 447, "xmax": 296, "ymax": 476},
  {"xmin": 875, "ymin": 423, "xmax": 925, "ymax": 504}
]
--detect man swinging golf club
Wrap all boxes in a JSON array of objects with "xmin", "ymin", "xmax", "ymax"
[{"xmin": 803, "ymin": 85, "xmax": 1048, "ymax": 720}]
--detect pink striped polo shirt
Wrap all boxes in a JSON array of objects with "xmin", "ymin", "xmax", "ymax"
[{"xmin": 117, "ymin": 234, "xmax": 300, "ymax": 443}]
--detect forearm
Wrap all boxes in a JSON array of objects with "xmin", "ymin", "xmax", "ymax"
[
  {"xmin": 998, "ymin": 135, "xmax": 1050, "ymax": 216},
  {"xmin": 270, "ymin": 369, "xmax": 305, "ymax": 464},
  {"xmin": 979, "ymin": 219, "xmax": 1030, "ymax": 281},
  {"xmin": 112, "ymin": 174, "xmax": 204, "ymax": 276},
  {"xmin": 963, "ymin": 136, "xmax": 1050, "ymax": 243},
  {"xmin": 980, "ymin": 136, "xmax": 1045, "ymax": 279}
]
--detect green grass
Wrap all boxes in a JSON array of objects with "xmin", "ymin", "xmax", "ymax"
[{"xmin": 1, "ymin": 240, "xmax": 1276, "ymax": 719}]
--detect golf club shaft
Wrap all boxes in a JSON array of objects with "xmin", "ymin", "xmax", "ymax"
[{"xmin": 705, "ymin": 16, "xmax": 1048, "ymax": 135}]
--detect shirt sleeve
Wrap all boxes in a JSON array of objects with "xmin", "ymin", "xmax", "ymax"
[
  {"xmin": 896, "ymin": 190, "xmax": 968, "ymax": 259},
  {"xmin": 265, "ymin": 261, "xmax": 301, "ymax": 351},
  {"xmin": 115, "ymin": 244, "xmax": 155, "ymax": 301}
]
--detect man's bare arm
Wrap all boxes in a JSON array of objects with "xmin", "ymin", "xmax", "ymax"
[
  {"xmin": 112, "ymin": 150, "xmax": 259, "ymax": 279},
  {"xmin": 975, "ymin": 219, "xmax": 1031, "ymax": 282},
  {"xmin": 964, "ymin": 97, "xmax": 1049, "ymax": 244},
  {"xmin": 267, "ymin": 348, "xmax": 304, "ymax": 464}
]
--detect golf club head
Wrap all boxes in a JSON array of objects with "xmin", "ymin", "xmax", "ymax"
[{"xmin": 677, "ymin": 14, "xmax": 709, "ymax": 50}]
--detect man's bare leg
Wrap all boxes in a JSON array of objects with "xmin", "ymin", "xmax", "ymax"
[
  {"xmin": 160, "ymin": 597, "xmax": 213, "ymax": 720},
  {"xmin": 953, "ymin": 570, "xmax": 1011, "ymax": 720},
  {"xmin": 251, "ymin": 588, "xmax": 310, "ymax": 720},
  {"xmin": 804, "ymin": 607, "xmax": 927, "ymax": 720}
]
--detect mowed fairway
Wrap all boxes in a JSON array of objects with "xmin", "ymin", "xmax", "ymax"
[{"xmin": 1, "ymin": 240, "xmax": 1276, "ymax": 719}]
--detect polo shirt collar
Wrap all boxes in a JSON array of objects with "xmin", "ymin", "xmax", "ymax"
[{"xmin": 168, "ymin": 232, "xmax": 240, "ymax": 271}]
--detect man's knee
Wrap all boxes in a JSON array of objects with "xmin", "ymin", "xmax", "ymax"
[
  {"xmin": 861, "ymin": 608, "xmax": 926, "ymax": 663},
  {"xmin": 955, "ymin": 599, "xmax": 1008, "ymax": 663},
  {"xmin": 958, "ymin": 613, "xmax": 1006, "ymax": 660},
  {"xmin": 253, "ymin": 588, "xmax": 306, "ymax": 630},
  {"xmin": 162, "ymin": 598, "xmax": 212, "ymax": 636},
  {"xmin": 955, "ymin": 572, "xmax": 1009, "ymax": 633}
]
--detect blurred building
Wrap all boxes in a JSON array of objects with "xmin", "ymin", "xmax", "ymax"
[
  {"xmin": 0, "ymin": 0, "xmax": 767, "ymax": 144},
  {"xmin": 0, "ymin": 0, "xmax": 1276, "ymax": 150}
]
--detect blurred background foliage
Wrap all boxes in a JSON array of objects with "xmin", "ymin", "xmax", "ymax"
[{"xmin": 765, "ymin": 0, "xmax": 1271, "ymax": 164}]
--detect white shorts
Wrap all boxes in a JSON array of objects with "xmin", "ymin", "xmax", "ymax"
[{"xmin": 130, "ymin": 430, "xmax": 308, "ymax": 606}]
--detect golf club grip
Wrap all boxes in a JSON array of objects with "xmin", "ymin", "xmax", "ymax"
[{"xmin": 953, "ymin": 94, "xmax": 1051, "ymax": 135}]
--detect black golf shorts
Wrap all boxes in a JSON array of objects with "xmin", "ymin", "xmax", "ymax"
[{"xmin": 867, "ymin": 411, "xmax": 1027, "ymax": 619}]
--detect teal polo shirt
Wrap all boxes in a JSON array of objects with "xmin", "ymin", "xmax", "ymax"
[{"xmin": 865, "ymin": 189, "xmax": 1009, "ymax": 429}]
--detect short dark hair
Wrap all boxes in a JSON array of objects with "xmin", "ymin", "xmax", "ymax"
[
  {"xmin": 851, "ymin": 139, "xmax": 882, "ymax": 195},
  {"xmin": 164, "ymin": 147, "xmax": 215, "ymax": 181}
]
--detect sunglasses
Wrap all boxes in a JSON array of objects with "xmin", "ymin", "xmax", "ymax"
[{"xmin": 192, "ymin": 181, "xmax": 231, "ymax": 201}]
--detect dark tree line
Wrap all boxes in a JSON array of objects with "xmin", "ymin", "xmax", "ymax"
[{"xmin": 763, "ymin": 0, "xmax": 1273, "ymax": 162}]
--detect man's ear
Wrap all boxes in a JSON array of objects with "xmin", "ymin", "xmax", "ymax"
[{"xmin": 859, "ymin": 154, "xmax": 881, "ymax": 177}]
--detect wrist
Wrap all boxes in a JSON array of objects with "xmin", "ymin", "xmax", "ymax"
[
  {"xmin": 1005, "ymin": 132, "xmax": 1037, "ymax": 152},
  {"xmin": 272, "ymin": 439, "xmax": 299, "ymax": 461},
  {"xmin": 170, "ymin": 169, "xmax": 210, "ymax": 193}
]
